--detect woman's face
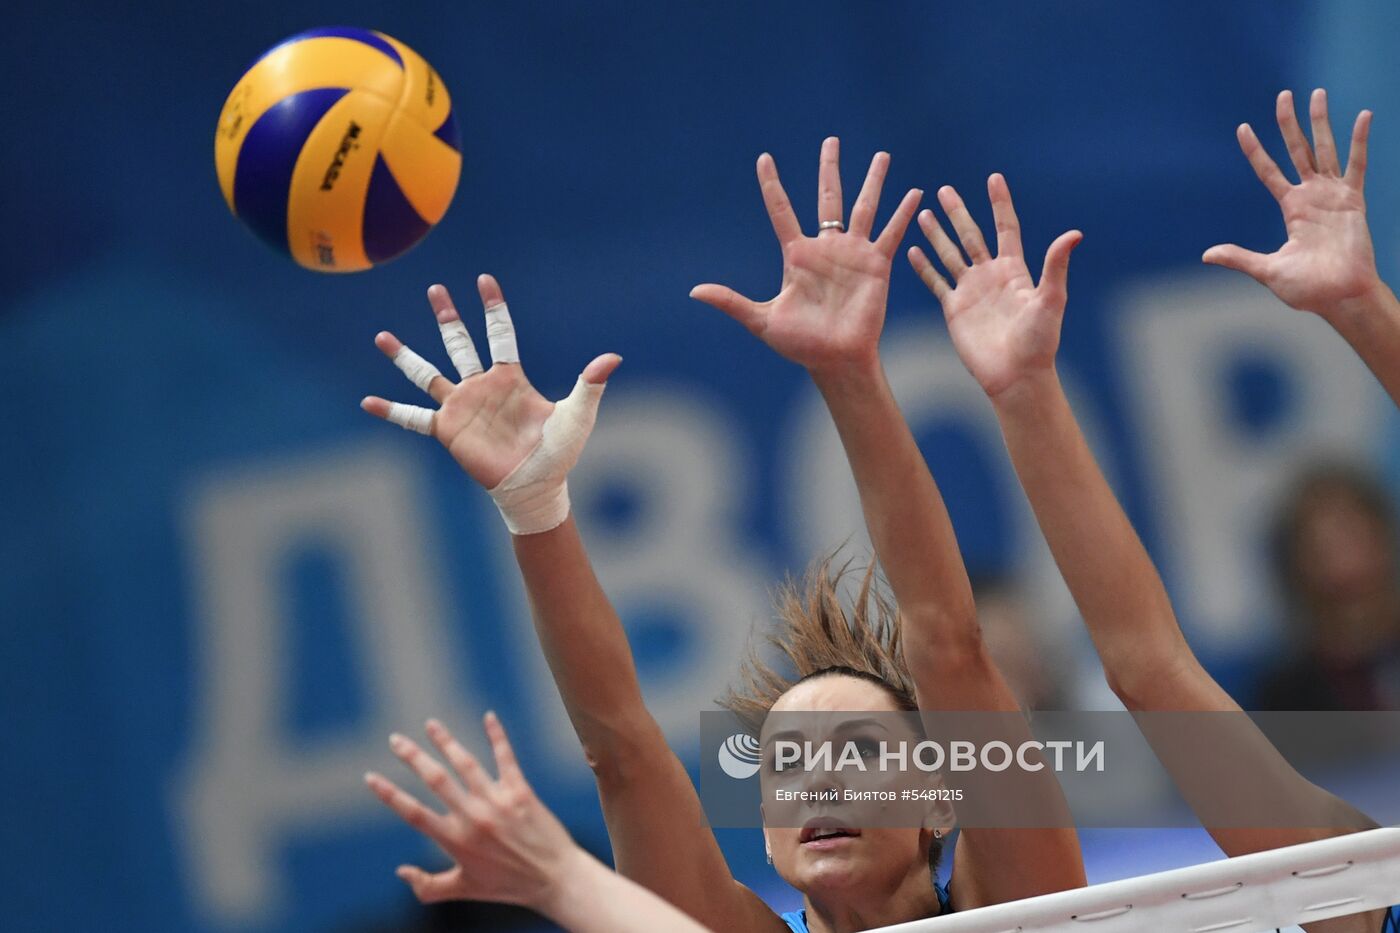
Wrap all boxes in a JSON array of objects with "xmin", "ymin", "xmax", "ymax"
[{"xmin": 761, "ymin": 675, "xmax": 944, "ymax": 900}]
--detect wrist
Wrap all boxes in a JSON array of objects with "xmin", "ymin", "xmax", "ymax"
[
  {"xmin": 1320, "ymin": 278, "xmax": 1398, "ymax": 332},
  {"xmin": 491, "ymin": 477, "xmax": 571, "ymax": 536},
  {"xmin": 532, "ymin": 844, "xmax": 599, "ymax": 922},
  {"xmin": 808, "ymin": 352, "xmax": 885, "ymax": 397},
  {"xmin": 988, "ymin": 367, "xmax": 1064, "ymax": 419}
]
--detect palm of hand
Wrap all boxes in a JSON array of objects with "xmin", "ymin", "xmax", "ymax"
[
  {"xmin": 943, "ymin": 258, "xmax": 1061, "ymax": 398},
  {"xmin": 1267, "ymin": 179, "xmax": 1377, "ymax": 311},
  {"xmin": 759, "ymin": 236, "xmax": 891, "ymax": 368},
  {"xmin": 435, "ymin": 367, "xmax": 554, "ymax": 489}
]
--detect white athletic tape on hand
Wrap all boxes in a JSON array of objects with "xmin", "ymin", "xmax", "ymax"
[
  {"xmin": 484, "ymin": 302, "xmax": 520, "ymax": 364},
  {"xmin": 393, "ymin": 346, "xmax": 444, "ymax": 393},
  {"xmin": 387, "ymin": 402, "xmax": 435, "ymax": 435},
  {"xmin": 439, "ymin": 318, "xmax": 483, "ymax": 378},
  {"xmin": 487, "ymin": 375, "xmax": 605, "ymax": 534}
]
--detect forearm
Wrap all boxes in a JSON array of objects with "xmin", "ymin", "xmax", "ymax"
[
  {"xmin": 1325, "ymin": 281, "xmax": 1400, "ymax": 408},
  {"xmin": 816, "ymin": 364, "xmax": 1084, "ymax": 893},
  {"xmin": 513, "ymin": 522, "xmax": 759, "ymax": 928},
  {"xmin": 813, "ymin": 361, "xmax": 976, "ymax": 635},
  {"xmin": 990, "ymin": 369, "xmax": 1194, "ymax": 704},
  {"xmin": 539, "ymin": 848, "xmax": 713, "ymax": 933},
  {"xmin": 511, "ymin": 517, "xmax": 654, "ymax": 755}
]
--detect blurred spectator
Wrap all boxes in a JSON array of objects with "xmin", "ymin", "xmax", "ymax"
[
  {"xmin": 972, "ymin": 574, "xmax": 1072, "ymax": 711},
  {"xmin": 1255, "ymin": 463, "xmax": 1400, "ymax": 711}
]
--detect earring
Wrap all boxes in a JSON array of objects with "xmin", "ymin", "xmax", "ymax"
[
  {"xmin": 933, "ymin": 828, "xmax": 943, "ymax": 840},
  {"xmin": 766, "ymin": 849, "xmax": 773, "ymax": 865}
]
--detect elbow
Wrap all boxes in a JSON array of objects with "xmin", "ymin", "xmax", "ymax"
[
  {"xmin": 578, "ymin": 714, "xmax": 672, "ymax": 787},
  {"xmin": 1102, "ymin": 642, "xmax": 1201, "ymax": 712},
  {"xmin": 903, "ymin": 604, "xmax": 986, "ymax": 668}
]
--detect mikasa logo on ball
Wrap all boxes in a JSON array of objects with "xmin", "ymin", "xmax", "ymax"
[{"xmin": 320, "ymin": 122, "xmax": 363, "ymax": 191}]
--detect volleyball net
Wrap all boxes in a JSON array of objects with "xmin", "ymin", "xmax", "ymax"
[{"xmin": 871, "ymin": 828, "xmax": 1400, "ymax": 933}]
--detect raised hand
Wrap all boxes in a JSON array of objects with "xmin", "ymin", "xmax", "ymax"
[
  {"xmin": 690, "ymin": 137, "xmax": 922, "ymax": 375},
  {"xmin": 1204, "ymin": 89, "xmax": 1382, "ymax": 319},
  {"xmin": 361, "ymin": 275, "xmax": 620, "ymax": 534},
  {"xmin": 909, "ymin": 174, "xmax": 1082, "ymax": 398},
  {"xmin": 365, "ymin": 713, "xmax": 583, "ymax": 909}
]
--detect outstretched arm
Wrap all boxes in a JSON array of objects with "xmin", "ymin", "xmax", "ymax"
[
  {"xmin": 913, "ymin": 177, "xmax": 1381, "ymax": 932},
  {"xmin": 366, "ymin": 713, "xmax": 712, "ymax": 933},
  {"xmin": 1205, "ymin": 89, "xmax": 1400, "ymax": 406},
  {"xmin": 361, "ymin": 278, "xmax": 780, "ymax": 932},
  {"xmin": 694, "ymin": 139, "xmax": 1084, "ymax": 909}
]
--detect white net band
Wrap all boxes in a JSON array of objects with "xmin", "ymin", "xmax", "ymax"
[{"xmin": 872, "ymin": 828, "xmax": 1400, "ymax": 933}]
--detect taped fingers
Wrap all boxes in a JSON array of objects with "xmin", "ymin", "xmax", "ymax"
[
  {"xmin": 483, "ymin": 303, "xmax": 519, "ymax": 364},
  {"xmin": 428, "ymin": 284, "xmax": 484, "ymax": 378},
  {"xmin": 393, "ymin": 344, "xmax": 445, "ymax": 394},
  {"xmin": 362, "ymin": 396, "xmax": 436, "ymax": 435},
  {"xmin": 477, "ymin": 274, "xmax": 519, "ymax": 365}
]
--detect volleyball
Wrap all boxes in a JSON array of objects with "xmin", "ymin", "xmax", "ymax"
[{"xmin": 214, "ymin": 27, "xmax": 461, "ymax": 273}]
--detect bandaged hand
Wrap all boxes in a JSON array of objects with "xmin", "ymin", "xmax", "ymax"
[{"xmin": 361, "ymin": 274, "xmax": 621, "ymax": 535}]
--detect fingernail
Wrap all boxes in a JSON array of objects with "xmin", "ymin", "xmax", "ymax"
[{"xmin": 389, "ymin": 733, "xmax": 407, "ymax": 751}]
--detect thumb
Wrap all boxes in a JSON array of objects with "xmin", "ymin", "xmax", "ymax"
[
  {"xmin": 1202, "ymin": 243, "xmax": 1270, "ymax": 280},
  {"xmin": 1038, "ymin": 230, "xmax": 1083, "ymax": 304},
  {"xmin": 580, "ymin": 352, "xmax": 622, "ymax": 386},
  {"xmin": 397, "ymin": 865, "xmax": 462, "ymax": 904},
  {"xmin": 690, "ymin": 284, "xmax": 764, "ymax": 334}
]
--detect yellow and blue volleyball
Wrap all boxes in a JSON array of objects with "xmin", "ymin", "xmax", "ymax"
[{"xmin": 214, "ymin": 27, "xmax": 461, "ymax": 272}]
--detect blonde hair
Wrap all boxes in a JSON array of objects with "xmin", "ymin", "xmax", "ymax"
[{"xmin": 720, "ymin": 555, "xmax": 917, "ymax": 732}]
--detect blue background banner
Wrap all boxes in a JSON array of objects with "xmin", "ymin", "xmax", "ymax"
[{"xmin": 4, "ymin": 2, "xmax": 1398, "ymax": 930}]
